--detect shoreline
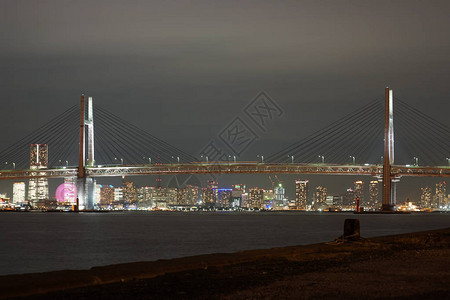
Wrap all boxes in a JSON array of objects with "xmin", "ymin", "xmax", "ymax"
[{"xmin": 1, "ymin": 227, "xmax": 449, "ymax": 299}]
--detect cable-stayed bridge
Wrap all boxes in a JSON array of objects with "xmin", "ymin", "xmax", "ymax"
[{"xmin": 0, "ymin": 88, "xmax": 448, "ymax": 211}]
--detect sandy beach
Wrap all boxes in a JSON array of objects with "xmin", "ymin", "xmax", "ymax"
[{"xmin": 2, "ymin": 227, "xmax": 449, "ymax": 299}]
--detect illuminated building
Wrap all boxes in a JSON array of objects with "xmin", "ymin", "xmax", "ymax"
[
  {"xmin": 185, "ymin": 185, "xmax": 199, "ymax": 206},
  {"xmin": 343, "ymin": 188, "xmax": 356, "ymax": 208},
  {"xmin": 248, "ymin": 188, "xmax": 264, "ymax": 209},
  {"xmin": 28, "ymin": 144, "xmax": 49, "ymax": 207},
  {"xmin": 218, "ymin": 189, "xmax": 232, "ymax": 207},
  {"xmin": 313, "ymin": 186, "xmax": 327, "ymax": 210},
  {"xmin": 100, "ymin": 185, "xmax": 115, "ymax": 205},
  {"xmin": 274, "ymin": 184, "xmax": 285, "ymax": 201},
  {"xmin": 354, "ymin": 180, "xmax": 364, "ymax": 204},
  {"xmin": 177, "ymin": 188, "xmax": 187, "ymax": 205},
  {"xmin": 434, "ymin": 182, "xmax": 447, "ymax": 209},
  {"xmin": 122, "ymin": 181, "xmax": 137, "ymax": 205},
  {"xmin": 95, "ymin": 182, "xmax": 101, "ymax": 206},
  {"xmin": 13, "ymin": 182, "xmax": 26, "ymax": 203},
  {"xmin": 63, "ymin": 177, "xmax": 77, "ymax": 203},
  {"xmin": 368, "ymin": 180, "xmax": 379, "ymax": 209},
  {"xmin": 420, "ymin": 186, "xmax": 432, "ymax": 209},
  {"xmin": 202, "ymin": 180, "xmax": 218, "ymax": 207},
  {"xmin": 295, "ymin": 180, "xmax": 309, "ymax": 210},
  {"xmin": 231, "ymin": 184, "xmax": 245, "ymax": 207},
  {"xmin": 114, "ymin": 187, "xmax": 123, "ymax": 202}
]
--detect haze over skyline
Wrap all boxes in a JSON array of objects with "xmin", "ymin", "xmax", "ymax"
[{"xmin": 1, "ymin": 0, "xmax": 449, "ymax": 201}]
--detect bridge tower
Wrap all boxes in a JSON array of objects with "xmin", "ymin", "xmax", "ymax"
[
  {"xmin": 77, "ymin": 95, "xmax": 86, "ymax": 211},
  {"xmin": 77, "ymin": 95, "xmax": 95, "ymax": 211},
  {"xmin": 382, "ymin": 87, "xmax": 397, "ymax": 211}
]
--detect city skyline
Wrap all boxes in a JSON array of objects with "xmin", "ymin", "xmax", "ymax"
[{"xmin": 3, "ymin": 175, "xmax": 447, "ymax": 212}]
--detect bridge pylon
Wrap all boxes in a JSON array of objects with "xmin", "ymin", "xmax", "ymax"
[
  {"xmin": 76, "ymin": 94, "xmax": 95, "ymax": 211},
  {"xmin": 382, "ymin": 87, "xmax": 397, "ymax": 211}
]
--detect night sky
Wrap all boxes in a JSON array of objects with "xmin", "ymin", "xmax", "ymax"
[{"xmin": 1, "ymin": 1, "xmax": 449, "ymax": 200}]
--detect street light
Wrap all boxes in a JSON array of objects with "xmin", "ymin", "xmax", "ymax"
[
  {"xmin": 120, "ymin": 158, "xmax": 123, "ymax": 165},
  {"xmin": 66, "ymin": 160, "xmax": 69, "ymax": 167},
  {"xmin": 257, "ymin": 155, "xmax": 264, "ymax": 163},
  {"xmin": 413, "ymin": 157, "xmax": 419, "ymax": 166},
  {"xmin": 201, "ymin": 155, "xmax": 209, "ymax": 163},
  {"xmin": 349, "ymin": 156, "xmax": 355, "ymax": 164},
  {"xmin": 446, "ymin": 157, "xmax": 449, "ymax": 166},
  {"xmin": 288, "ymin": 155, "xmax": 294, "ymax": 163},
  {"xmin": 172, "ymin": 156, "xmax": 180, "ymax": 163},
  {"xmin": 12, "ymin": 162, "xmax": 15, "ymax": 170},
  {"xmin": 318, "ymin": 155, "xmax": 324, "ymax": 164},
  {"xmin": 228, "ymin": 155, "xmax": 236, "ymax": 163}
]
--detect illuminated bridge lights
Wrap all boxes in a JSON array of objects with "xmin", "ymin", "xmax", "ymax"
[{"xmin": 0, "ymin": 163, "xmax": 448, "ymax": 180}]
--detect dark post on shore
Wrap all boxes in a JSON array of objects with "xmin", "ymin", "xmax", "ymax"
[{"xmin": 344, "ymin": 219, "xmax": 360, "ymax": 239}]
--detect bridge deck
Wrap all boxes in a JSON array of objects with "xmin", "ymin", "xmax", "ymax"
[{"xmin": 0, "ymin": 163, "xmax": 448, "ymax": 180}]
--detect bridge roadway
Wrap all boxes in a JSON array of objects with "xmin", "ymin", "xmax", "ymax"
[{"xmin": 0, "ymin": 163, "xmax": 448, "ymax": 180}]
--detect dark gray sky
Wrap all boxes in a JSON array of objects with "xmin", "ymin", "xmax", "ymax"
[{"xmin": 1, "ymin": 0, "xmax": 449, "ymax": 200}]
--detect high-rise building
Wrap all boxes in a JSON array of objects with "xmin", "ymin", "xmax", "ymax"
[
  {"xmin": 202, "ymin": 180, "xmax": 218, "ymax": 207},
  {"xmin": 231, "ymin": 184, "xmax": 245, "ymax": 207},
  {"xmin": 28, "ymin": 144, "xmax": 49, "ymax": 207},
  {"xmin": 313, "ymin": 186, "xmax": 327, "ymax": 210},
  {"xmin": 434, "ymin": 182, "xmax": 447, "ymax": 209},
  {"xmin": 63, "ymin": 177, "xmax": 77, "ymax": 203},
  {"xmin": 248, "ymin": 187, "xmax": 264, "ymax": 209},
  {"xmin": 100, "ymin": 185, "xmax": 115, "ymax": 206},
  {"xmin": 218, "ymin": 189, "xmax": 232, "ymax": 207},
  {"xmin": 368, "ymin": 180, "xmax": 379, "ymax": 209},
  {"xmin": 122, "ymin": 181, "xmax": 137, "ymax": 205},
  {"xmin": 114, "ymin": 187, "xmax": 123, "ymax": 202},
  {"xmin": 295, "ymin": 180, "xmax": 309, "ymax": 210},
  {"xmin": 94, "ymin": 182, "xmax": 101, "ymax": 206},
  {"xmin": 176, "ymin": 188, "xmax": 187, "ymax": 205},
  {"xmin": 420, "ymin": 186, "xmax": 432, "ymax": 209},
  {"xmin": 184, "ymin": 185, "xmax": 200, "ymax": 206},
  {"xmin": 274, "ymin": 184, "xmax": 285, "ymax": 201},
  {"xmin": 354, "ymin": 180, "xmax": 364, "ymax": 204},
  {"xmin": 30, "ymin": 144, "xmax": 48, "ymax": 168},
  {"xmin": 13, "ymin": 182, "xmax": 26, "ymax": 203},
  {"xmin": 343, "ymin": 188, "xmax": 356, "ymax": 208}
]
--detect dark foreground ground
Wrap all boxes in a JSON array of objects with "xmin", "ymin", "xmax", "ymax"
[{"xmin": 2, "ymin": 228, "xmax": 449, "ymax": 299}]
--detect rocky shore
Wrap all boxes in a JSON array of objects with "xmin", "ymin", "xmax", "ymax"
[{"xmin": 2, "ymin": 228, "xmax": 449, "ymax": 299}]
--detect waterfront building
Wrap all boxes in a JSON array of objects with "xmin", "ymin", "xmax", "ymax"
[
  {"xmin": 354, "ymin": 180, "xmax": 364, "ymax": 205},
  {"xmin": 368, "ymin": 180, "xmax": 379, "ymax": 209},
  {"xmin": 184, "ymin": 185, "xmax": 200, "ymax": 206},
  {"xmin": 94, "ymin": 182, "xmax": 101, "ymax": 206},
  {"xmin": 122, "ymin": 181, "xmax": 137, "ymax": 206},
  {"xmin": 202, "ymin": 180, "xmax": 218, "ymax": 207},
  {"xmin": 333, "ymin": 195, "xmax": 343, "ymax": 207},
  {"xmin": 100, "ymin": 185, "xmax": 115, "ymax": 206},
  {"xmin": 231, "ymin": 184, "xmax": 245, "ymax": 207},
  {"xmin": 295, "ymin": 180, "xmax": 309, "ymax": 210},
  {"xmin": 28, "ymin": 144, "xmax": 49, "ymax": 207},
  {"xmin": 13, "ymin": 182, "xmax": 26, "ymax": 203},
  {"xmin": 420, "ymin": 186, "xmax": 432, "ymax": 209},
  {"xmin": 248, "ymin": 187, "xmax": 264, "ymax": 209},
  {"xmin": 114, "ymin": 187, "xmax": 123, "ymax": 203},
  {"xmin": 176, "ymin": 188, "xmax": 187, "ymax": 205},
  {"xmin": 274, "ymin": 184, "xmax": 285, "ymax": 201},
  {"xmin": 434, "ymin": 182, "xmax": 447, "ymax": 209},
  {"xmin": 217, "ymin": 189, "xmax": 232, "ymax": 208},
  {"xmin": 313, "ymin": 186, "xmax": 327, "ymax": 210},
  {"xmin": 343, "ymin": 188, "xmax": 356, "ymax": 209},
  {"xmin": 63, "ymin": 177, "xmax": 77, "ymax": 203}
]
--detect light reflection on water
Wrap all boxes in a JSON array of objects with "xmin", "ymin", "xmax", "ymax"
[{"xmin": 0, "ymin": 211, "xmax": 449, "ymax": 275}]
